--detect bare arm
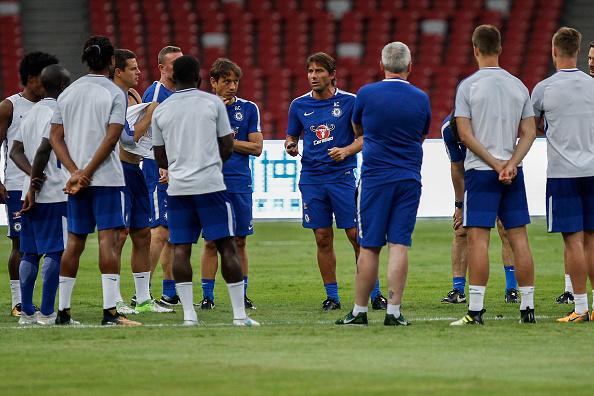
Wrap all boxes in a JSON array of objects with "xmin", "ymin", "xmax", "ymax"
[
  {"xmin": 328, "ymin": 136, "xmax": 363, "ymax": 162},
  {"xmin": 534, "ymin": 116, "xmax": 546, "ymax": 137},
  {"xmin": 218, "ymin": 133, "xmax": 234, "ymax": 163},
  {"xmin": 499, "ymin": 116, "xmax": 537, "ymax": 182},
  {"xmin": 0, "ymin": 99, "xmax": 13, "ymax": 202},
  {"xmin": 20, "ymin": 138, "xmax": 53, "ymax": 213},
  {"xmin": 456, "ymin": 117, "xmax": 504, "ymax": 173},
  {"xmin": 233, "ymin": 132, "xmax": 263, "ymax": 156},
  {"xmin": 154, "ymin": 145, "xmax": 168, "ymax": 169},
  {"xmin": 133, "ymin": 102, "xmax": 158, "ymax": 142},
  {"xmin": 49, "ymin": 123, "xmax": 78, "ymax": 174},
  {"xmin": 284, "ymin": 135, "xmax": 300, "ymax": 157},
  {"xmin": 9, "ymin": 140, "xmax": 31, "ymax": 176},
  {"xmin": 451, "ymin": 160, "xmax": 465, "ymax": 230},
  {"xmin": 352, "ymin": 121, "xmax": 363, "ymax": 138}
]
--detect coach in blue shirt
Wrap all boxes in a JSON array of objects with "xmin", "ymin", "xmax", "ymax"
[{"xmin": 336, "ymin": 42, "xmax": 431, "ymax": 326}]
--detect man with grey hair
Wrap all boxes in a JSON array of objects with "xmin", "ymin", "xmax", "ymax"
[{"xmin": 336, "ymin": 42, "xmax": 431, "ymax": 326}]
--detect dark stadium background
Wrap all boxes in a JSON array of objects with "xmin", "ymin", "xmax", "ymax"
[{"xmin": 2, "ymin": 0, "xmax": 591, "ymax": 138}]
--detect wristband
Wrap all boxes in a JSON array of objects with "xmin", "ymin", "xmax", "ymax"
[{"xmin": 454, "ymin": 201, "xmax": 463, "ymax": 209}]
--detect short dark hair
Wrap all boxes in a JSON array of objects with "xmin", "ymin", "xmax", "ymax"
[
  {"xmin": 209, "ymin": 58, "xmax": 242, "ymax": 81},
  {"xmin": 590, "ymin": 41, "xmax": 594, "ymax": 50},
  {"xmin": 158, "ymin": 46, "xmax": 182, "ymax": 65},
  {"xmin": 18, "ymin": 51, "xmax": 59, "ymax": 87},
  {"xmin": 472, "ymin": 25, "xmax": 501, "ymax": 56},
  {"xmin": 173, "ymin": 55, "xmax": 200, "ymax": 85},
  {"xmin": 553, "ymin": 27, "xmax": 581, "ymax": 57},
  {"xmin": 82, "ymin": 35, "xmax": 114, "ymax": 71},
  {"xmin": 307, "ymin": 52, "xmax": 336, "ymax": 85},
  {"xmin": 40, "ymin": 64, "xmax": 71, "ymax": 94},
  {"xmin": 114, "ymin": 49, "xmax": 136, "ymax": 72}
]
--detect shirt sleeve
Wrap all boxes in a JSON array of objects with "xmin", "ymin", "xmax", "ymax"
[
  {"xmin": 454, "ymin": 82, "xmax": 471, "ymax": 119},
  {"xmin": 109, "ymin": 90, "xmax": 127, "ymax": 125},
  {"xmin": 286, "ymin": 100, "xmax": 303, "ymax": 136},
  {"xmin": 13, "ymin": 123, "xmax": 23, "ymax": 143},
  {"xmin": 51, "ymin": 100, "xmax": 63, "ymax": 125},
  {"xmin": 151, "ymin": 111, "xmax": 164, "ymax": 146},
  {"xmin": 351, "ymin": 92, "xmax": 364, "ymax": 125},
  {"xmin": 247, "ymin": 102, "xmax": 262, "ymax": 134},
  {"xmin": 530, "ymin": 82, "xmax": 545, "ymax": 119},
  {"xmin": 521, "ymin": 87, "xmax": 535, "ymax": 120},
  {"xmin": 216, "ymin": 98, "xmax": 233, "ymax": 138}
]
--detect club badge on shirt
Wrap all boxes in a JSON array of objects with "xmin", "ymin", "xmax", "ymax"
[{"xmin": 332, "ymin": 101, "xmax": 342, "ymax": 117}]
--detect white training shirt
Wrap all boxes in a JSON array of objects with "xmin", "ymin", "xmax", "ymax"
[
  {"xmin": 120, "ymin": 102, "xmax": 152, "ymax": 157},
  {"xmin": 531, "ymin": 69, "xmax": 594, "ymax": 178},
  {"xmin": 52, "ymin": 74, "xmax": 126, "ymax": 187},
  {"xmin": 455, "ymin": 67, "xmax": 534, "ymax": 171},
  {"xmin": 14, "ymin": 98, "xmax": 67, "ymax": 203},
  {"xmin": 151, "ymin": 88, "xmax": 233, "ymax": 196},
  {"xmin": 2, "ymin": 93, "xmax": 35, "ymax": 190}
]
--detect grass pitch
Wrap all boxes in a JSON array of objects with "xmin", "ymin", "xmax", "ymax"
[{"xmin": 0, "ymin": 219, "xmax": 592, "ymax": 396}]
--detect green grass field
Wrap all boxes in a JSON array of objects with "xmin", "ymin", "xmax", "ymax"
[{"xmin": 0, "ymin": 219, "xmax": 592, "ymax": 396}]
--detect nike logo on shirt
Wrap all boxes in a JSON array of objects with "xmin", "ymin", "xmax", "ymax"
[{"xmin": 304, "ymin": 111, "xmax": 314, "ymax": 116}]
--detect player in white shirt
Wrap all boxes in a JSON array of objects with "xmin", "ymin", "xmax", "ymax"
[
  {"xmin": 450, "ymin": 25, "xmax": 538, "ymax": 326},
  {"xmin": 152, "ymin": 55, "xmax": 259, "ymax": 326},
  {"xmin": 9, "ymin": 65, "xmax": 70, "ymax": 325},
  {"xmin": 0, "ymin": 51, "xmax": 58, "ymax": 316},
  {"xmin": 531, "ymin": 27, "xmax": 594, "ymax": 322},
  {"xmin": 49, "ymin": 36, "xmax": 141, "ymax": 326},
  {"xmin": 111, "ymin": 48, "xmax": 171, "ymax": 314}
]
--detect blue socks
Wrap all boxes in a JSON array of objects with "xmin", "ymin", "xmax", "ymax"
[
  {"xmin": 370, "ymin": 278, "xmax": 381, "ymax": 301},
  {"xmin": 504, "ymin": 265, "xmax": 517, "ymax": 291},
  {"xmin": 243, "ymin": 276, "xmax": 248, "ymax": 296},
  {"xmin": 40, "ymin": 252, "xmax": 61, "ymax": 316},
  {"xmin": 453, "ymin": 277, "xmax": 466, "ymax": 294},
  {"xmin": 324, "ymin": 282, "xmax": 340, "ymax": 302},
  {"xmin": 162, "ymin": 279, "xmax": 176, "ymax": 298},
  {"xmin": 202, "ymin": 278, "xmax": 215, "ymax": 301},
  {"xmin": 19, "ymin": 254, "xmax": 40, "ymax": 315}
]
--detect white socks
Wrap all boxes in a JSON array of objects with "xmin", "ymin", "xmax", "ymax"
[
  {"xmin": 352, "ymin": 304, "xmax": 368, "ymax": 316},
  {"xmin": 519, "ymin": 286, "xmax": 534, "ymax": 310},
  {"xmin": 468, "ymin": 285, "xmax": 486, "ymax": 312},
  {"xmin": 574, "ymin": 293, "xmax": 588, "ymax": 315},
  {"xmin": 387, "ymin": 304, "xmax": 400, "ymax": 317},
  {"xmin": 133, "ymin": 271, "xmax": 151, "ymax": 304},
  {"xmin": 176, "ymin": 282, "xmax": 197, "ymax": 322},
  {"xmin": 10, "ymin": 280, "xmax": 21, "ymax": 307},
  {"xmin": 115, "ymin": 276, "xmax": 124, "ymax": 303},
  {"xmin": 565, "ymin": 274, "xmax": 573, "ymax": 293},
  {"xmin": 58, "ymin": 276, "xmax": 76, "ymax": 310},
  {"xmin": 101, "ymin": 274, "xmax": 120, "ymax": 310},
  {"xmin": 227, "ymin": 281, "xmax": 246, "ymax": 320}
]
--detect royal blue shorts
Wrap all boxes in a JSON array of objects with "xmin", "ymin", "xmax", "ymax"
[
  {"xmin": 142, "ymin": 158, "xmax": 168, "ymax": 228},
  {"xmin": 20, "ymin": 202, "xmax": 67, "ymax": 254},
  {"xmin": 229, "ymin": 192, "xmax": 253, "ymax": 237},
  {"xmin": 463, "ymin": 168, "xmax": 530, "ymax": 230},
  {"xmin": 357, "ymin": 179, "xmax": 421, "ymax": 248},
  {"xmin": 299, "ymin": 176, "xmax": 357, "ymax": 230},
  {"xmin": 168, "ymin": 191, "xmax": 235, "ymax": 244},
  {"xmin": 122, "ymin": 161, "xmax": 151, "ymax": 229},
  {"xmin": 67, "ymin": 186, "xmax": 125, "ymax": 235},
  {"xmin": 546, "ymin": 176, "xmax": 594, "ymax": 233},
  {"xmin": 5, "ymin": 190, "xmax": 22, "ymax": 238}
]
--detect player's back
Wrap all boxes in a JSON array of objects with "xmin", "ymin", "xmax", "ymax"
[
  {"xmin": 355, "ymin": 78, "xmax": 431, "ymax": 184},
  {"xmin": 55, "ymin": 74, "xmax": 126, "ymax": 186},
  {"xmin": 18, "ymin": 99, "xmax": 66, "ymax": 203},
  {"xmin": 441, "ymin": 114, "xmax": 466, "ymax": 163},
  {"xmin": 152, "ymin": 88, "xmax": 230, "ymax": 195},
  {"xmin": 532, "ymin": 69, "xmax": 594, "ymax": 177},
  {"xmin": 455, "ymin": 67, "xmax": 532, "ymax": 170},
  {"xmin": 3, "ymin": 93, "xmax": 35, "ymax": 190}
]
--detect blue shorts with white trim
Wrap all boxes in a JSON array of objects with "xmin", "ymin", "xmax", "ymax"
[
  {"xmin": 546, "ymin": 176, "xmax": 594, "ymax": 233},
  {"xmin": 299, "ymin": 174, "xmax": 357, "ymax": 230},
  {"xmin": 167, "ymin": 191, "xmax": 235, "ymax": 244},
  {"xmin": 20, "ymin": 202, "xmax": 67, "ymax": 254},
  {"xmin": 143, "ymin": 158, "xmax": 168, "ymax": 228},
  {"xmin": 357, "ymin": 179, "xmax": 421, "ymax": 248},
  {"xmin": 229, "ymin": 192, "xmax": 253, "ymax": 237},
  {"xmin": 463, "ymin": 168, "xmax": 530, "ymax": 230},
  {"xmin": 122, "ymin": 161, "xmax": 151, "ymax": 229},
  {"xmin": 67, "ymin": 186, "xmax": 125, "ymax": 235},
  {"xmin": 5, "ymin": 190, "xmax": 22, "ymax": 238}
]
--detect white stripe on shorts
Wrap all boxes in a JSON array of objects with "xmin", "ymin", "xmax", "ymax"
[
  {"xmin": 548, "ymin": 195, "xmax": 553, "ymax": 232},
  {"xmin": 225, "ymin": 201, "xmax": 235, "ymax": 237},
  {"xmin": 356, "ymin": 179, "xmax": 363, "ymax": 239},
  {"xmin": 463, "ymin": 190, "xmax": 468, "ymax": 227},
  {"xmin": 61, "ymin": 215, "xmax": 68, "ymax": 249},
  {"xmin": 153, "ymin": 187, "xmax": 159, "ymax": 220},
  {"xmin": 120, "ymin": 191, "xmax": 126, "ymax": 225}
]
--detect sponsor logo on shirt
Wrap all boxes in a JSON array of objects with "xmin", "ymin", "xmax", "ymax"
[{"xmin": 310, "ymin": 124, "xmax": 335, "ymax": 145}]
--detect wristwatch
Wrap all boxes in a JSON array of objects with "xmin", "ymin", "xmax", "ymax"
[{"xmin": 454, "ymin": 201, "xmax": 463, "ymax": 209}]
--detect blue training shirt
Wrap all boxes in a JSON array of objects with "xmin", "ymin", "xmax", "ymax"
[
  {"xmin": 142, "ymin": 81, "xmax": 173, "ymax": 104},
  {"xmin": 352, "ymin": 78, "xmax": 431, "ymax": 188},
  {"xmin": 286, "ymin": 88, "xmax": 357, "ymax": 184},
  {"xmin": 440, "ymin": 114, "xmax": 466, "ymax": 163},
  {"xmin": 223, "ymin": 97, "xmax": 261, "ymax": 193}
]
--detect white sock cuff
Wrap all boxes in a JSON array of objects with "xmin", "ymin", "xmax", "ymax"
[
  {"xmin": 353, "ymin": 304, "xmax": 368, "ymax": 315},
  {"xmin": 574, "ymin": 293, "xmax": 588, "ymax": 314},
  {"xmin": 386, "ymin": 304, "xmax": 400, "ymax": 317},
  {"xmin": 226, "ymin": 280, "xmax": 244, "ymax": 289},
  {"xmin": 468, "ymin": 285, "xmax": 486, "ymax": 293},
  {"xmin": 133, "ymin": 271, "xmax": 151, "ymax": 278}
]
